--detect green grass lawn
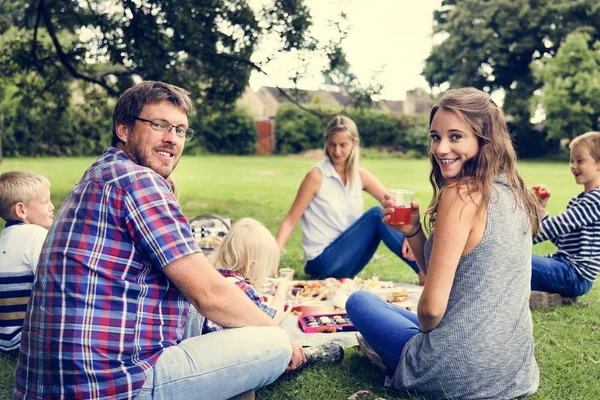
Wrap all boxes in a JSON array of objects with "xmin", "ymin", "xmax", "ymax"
[{"xmin": 1, "ymin": 155, "xmax": 599, "ymax": 399}]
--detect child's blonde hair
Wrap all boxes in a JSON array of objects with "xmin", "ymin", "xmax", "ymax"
[
  {"xmin": 0, "ymin": 171, "xmax": 51, "ymax": 221},
  {"xmin": 570, "ymin": 131, "xmax": 600, "ymax": 162},
  {"xmin": 210, "ymin": 218, "xmax": 280, "ymax": 286},
  {"xmin": 323, "ymin": 115, "xmax": 361, "ymax": 189}
]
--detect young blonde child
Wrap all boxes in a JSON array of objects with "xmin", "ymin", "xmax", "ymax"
[
  {"xmin": 202, "ymin": 217, "xmax": 290, "ymax": 333},
  {"xmin": 0, "ymin": 171, "xmax": 55, "ymax": 353},
  {"xmin": 530, "ymin": 131, "xmax": 600, "ymax": 304},
  {"xmin": 200, "ymin": 217, "xmax": 344, "ymax": 369}
]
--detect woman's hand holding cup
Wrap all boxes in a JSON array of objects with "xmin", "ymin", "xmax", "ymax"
[{"xmin": 382, "ymin": 190, "xmax": 420, "ymax": 236}]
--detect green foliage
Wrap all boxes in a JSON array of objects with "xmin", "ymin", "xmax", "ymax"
[
  {"xmin": 532, "ymin": 31, "xmax": 600, "ymax": 141},
  {"xmin": 423, "ymin": 0, "xmax": 600, "ymax": 155},
  {"xmin": 191, "ymin": 108, "xmax": 257, "ymax": 155},
  {"xmin": 509, "ymin": 122, "xmax": 559, "ymax": 159},
  {"xmin": 0, "ymin": 0, "xmax": 351, "ymax": 156},
  {"xmin": 274, "ymin": 104, "xmax": 325, "ymax": 154},
  {"xmin": 273, "ymin": 104, "xmax": 429, "ymax": 156},
  {"xmin": 0, "ymin": 0, "xmax": 338, "ymax": 112},
  {"xmin": 0, "ymin": 80, "xmax": 113, "ymax": 156}
]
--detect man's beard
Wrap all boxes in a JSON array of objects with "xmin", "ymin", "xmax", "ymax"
[{"xmin": 125, "ymin": 142, "xmax": 179, "ymax": 179}]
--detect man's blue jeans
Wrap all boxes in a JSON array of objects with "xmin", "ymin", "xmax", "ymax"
[
  {"xmin": 304, "ymin": 206, "xmax": 420, "ymax": 279},
  {"xmin": 136, "ymin": 306, "xmax": 291, "ymax": 399},
  {"xmin": 531, "ymin": 254, "xmax": 593, "ymax": 297},
  {"xmin": 346, "ymin": 291, "xmax": 420, "ymax": 370}
]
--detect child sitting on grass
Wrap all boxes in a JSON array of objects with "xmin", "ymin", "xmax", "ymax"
[
  {"xmin": 530, "ymin": 131, "xmax": 600, "ymax": 306},
  {"xmin": 0, "ymin": 171, "xmax": 55, "ymax": 353},
  {"xmin": 201, "ymin": 217, "xmax": 290, "ymax": 332},
  {"xmin": 199, "ymin": 217, "xmax": 344, "ymax": 368}
]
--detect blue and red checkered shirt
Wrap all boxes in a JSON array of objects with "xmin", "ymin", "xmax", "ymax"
[
  {"xmin": 202, "ymin": 269, "xmax": 276, "ymax": 333},
  {"xmin": 14, "ymin": 147, "xmax": 200, "ymax": 399}
]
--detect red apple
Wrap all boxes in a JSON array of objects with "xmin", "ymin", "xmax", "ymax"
[{"xmin": 533, "ymin": 185, "xmax": 550, "ymax": 200}]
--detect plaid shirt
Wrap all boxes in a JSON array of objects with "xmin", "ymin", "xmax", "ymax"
[
  {"xmin": 14, "ymin": 147, "xmax": 200, "ymax": 399},
  {"xmin": 202, "ymin": 269, "xmax": 276, "ymax": 333}
]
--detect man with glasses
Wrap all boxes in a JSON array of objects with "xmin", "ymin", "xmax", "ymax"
[{"xmin": 14, "ymin": 81, "xmax": 304, "ymax": 400}]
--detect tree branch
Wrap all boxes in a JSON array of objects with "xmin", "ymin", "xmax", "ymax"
[
  {"xmin": 29, "ymin": 0, "xmax": 43, "ymax": 69},
  {"xmin": 200, "ymin": 51, "xmax": 330, "ymax": 117},
  {"xmin": 39, "ymin": 0, "xmax": 119, "ymax": 96}
]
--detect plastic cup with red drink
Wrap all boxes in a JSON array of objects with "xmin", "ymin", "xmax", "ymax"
[{"xmin": 388, "ymin": 189, "xmax": 414, "ymax": 225}]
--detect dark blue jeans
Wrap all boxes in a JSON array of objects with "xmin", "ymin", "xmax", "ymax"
[
  {"xmin": 531, "ymin": 254, "xmax": 593, "ymax": 297},
  {"xmin": 304, "ymin": 206, "xmax": 420, "ymax": 279},
  {"xmin": 346, "ymin": 291, "xmax": 420, "ymax": 370}
]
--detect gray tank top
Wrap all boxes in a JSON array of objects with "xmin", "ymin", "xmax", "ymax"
[{"xmin": 389, "ymin": 177, "xmax": 539, "ymax": 399}]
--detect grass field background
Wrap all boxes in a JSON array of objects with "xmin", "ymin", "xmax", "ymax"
[{"xmin": 0, "ymin": 155, "xmax": 599, "ymax": 399}]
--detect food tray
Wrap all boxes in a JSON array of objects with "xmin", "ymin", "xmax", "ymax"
[{"xmin": 298, "ymin": 312, "xmax": 356, "ymax": 333}]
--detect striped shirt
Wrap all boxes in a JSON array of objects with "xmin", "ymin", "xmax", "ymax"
[
  {"xmin": 0, "ymin": 273, "xmax": 34, "ymax": 353},
  {"xmin": 14, "ymin": 147, "xmax": 200, "ymax": 400},
  {"xmin": 534, "ymin": 188, "xmax": 600, "ymax": 281},
  {"xmin": 201, "ymin": 269, "xmax": 276, "ymax": 333},
  {"xmin": 0, "ymin": 223, "xmax": 47, "ymax": 352}
]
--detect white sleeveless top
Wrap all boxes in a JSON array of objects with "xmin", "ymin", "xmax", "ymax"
[{"xmin": 301, "ymin": 158, "xmax": 364, "ymax": 262}]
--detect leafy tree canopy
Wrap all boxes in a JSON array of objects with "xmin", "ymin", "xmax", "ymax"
[
  {"xmin": 532, "ymin": 31, "xmax": 600, "ymax": 140},
  {"xmin": 423, "ymin": 0, "xmax": 600, "ymax": 125},
  {"xmin": 0, "ymin": 0, "xmax": 344, "ymax": 111}
]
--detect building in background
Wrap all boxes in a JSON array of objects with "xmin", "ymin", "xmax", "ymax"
[
  {"xmin": 237, "ymin": 86, "xmax": 432, "ymax": 120},
  {"xmin": 236, "ymin": 86, "xmax": 433, "ymax": 154}
]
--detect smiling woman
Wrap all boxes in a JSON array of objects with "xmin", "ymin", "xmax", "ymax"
[
  {"xmin": 275, "ymin": 115, "xmax": 421, "ymax": 281},
  {"xmin": 346, "ymin": 87, "xmax": 542, "ymax": 399},
  {"xmin": 429, "ymin": 109, "xmax": 479, "ymax": 179}
]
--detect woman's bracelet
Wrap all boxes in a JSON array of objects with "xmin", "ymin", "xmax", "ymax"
[{"xmin": 405, "ymin": 224, "xmax": 422, "ymax": 238}]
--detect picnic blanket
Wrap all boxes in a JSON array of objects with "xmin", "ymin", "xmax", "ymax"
[{"xmin": 279, "ymin": 282, "xmax": 423, "ymax": 349}]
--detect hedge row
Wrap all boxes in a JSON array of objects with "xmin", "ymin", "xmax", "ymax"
[
  {"xmin": 1, "ymin": 90, "xmax": 428, "ymax": 157},
  {"xmin": 274, "ymin": 103, "xmax": 430, "ymax": 156}
]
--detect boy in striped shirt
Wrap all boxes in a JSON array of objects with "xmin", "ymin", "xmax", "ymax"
[
  {"xmin": 530, "ymin": 131, "xmax": 600, "ymax": 303},
  {"xmin": 0, "ymin": 171, "xmax": 54, "ymax": 353}
]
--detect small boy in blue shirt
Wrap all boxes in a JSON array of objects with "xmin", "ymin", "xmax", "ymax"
[
  {"xmin": 530, "ymin": 131, "xmax": 600, "ymax": 304},
  {"xmin": 0, "ymin": 171, "xmax": 54, "ymax": 352}
]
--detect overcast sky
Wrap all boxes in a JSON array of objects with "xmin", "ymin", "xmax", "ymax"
[{"xmin": 249, "ymin": 0, "xmax": 443, "ymax": 100}]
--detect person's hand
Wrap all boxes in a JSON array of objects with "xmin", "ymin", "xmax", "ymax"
[
  {"xmin": 275, "ymin": 278, "xmax": 292, "ymax": 295},
  {"xmin": 285, "ymin": 336, "xmax": 306, "ymax": 372},
  {"xmin": 532, "ymin": 184, "xmax": 550, "ymax": 208},
  {"xmin": 381, "ymin": 192, "xmax": 421, "ymax": 236},
  {"xmin": 402, "ymin": 239, "xmax": 416, "ymax": 261}
]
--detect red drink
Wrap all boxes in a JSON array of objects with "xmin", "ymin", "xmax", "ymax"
[{"xmin": 389, "ymin": 206, "xmax": 411, "ymax": 225}]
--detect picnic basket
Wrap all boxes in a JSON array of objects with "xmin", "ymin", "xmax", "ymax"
[{"xmin": 189, "ymin": 214, "xmax": 233, "ymax": 255}]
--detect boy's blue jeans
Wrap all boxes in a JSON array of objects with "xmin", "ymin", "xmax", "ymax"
[
  {"xmin": 346, "ymin": 291, "xmax": 420, "ymax": 370},
  {"xmin": 531, "ymin": 254, "xmax": 593, "ymax": 297},
  {"xmin": 305, "ymin": 206, "xmax": 420, "ymax": 279}
]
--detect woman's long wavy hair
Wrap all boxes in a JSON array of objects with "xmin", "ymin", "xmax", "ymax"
[
  {"xmin": 323, "ymin": 116, "xmax": 361, "ymax": 189},
  {"xmin": 425, "ymin": 87, "xmax": 540, "ymax": 236}
]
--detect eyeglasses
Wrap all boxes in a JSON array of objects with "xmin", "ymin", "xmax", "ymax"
[{"xmin": 135, "ymin": 117, "xmax": 194, "ymax": 141}]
